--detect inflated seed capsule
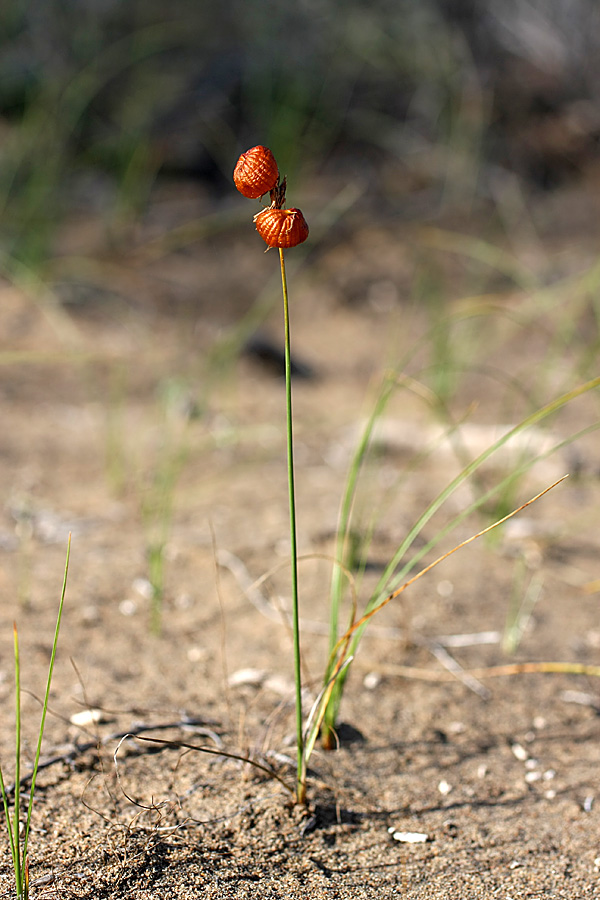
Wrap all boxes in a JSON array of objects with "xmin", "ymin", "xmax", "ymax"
[
  {"xmin": 233, "ymin": 145, "xmax": 279, "ymax": 199},
  {"xmin": 253, "ymin": 207, "xmax": 309, "ymax": 249}
]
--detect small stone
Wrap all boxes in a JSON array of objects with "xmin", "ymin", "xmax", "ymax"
[
  {"xmin": 363, "ymin": 671, "xmax": 381, "ymax": 690},
  {"xmin": 175, "ymin": 592, "xmax": 193, "ymax": 609},
  {"xmin": 388, "ymin": 828, "xmax": 429, "ymax": 843},
  {"xmin": 437, "ymin": 580, "xmax": 454, "ymax": 597},
  {"xmin": 119, "ymin": 599, "xmax": 137, "ymax": 616},
  {"xmin": 511, "ymin": 742, "xmax": 529, "ymax": 761},
  {"xmin": 81, "ymin": 605, "xmax": 100, "ymax": 624},
  {"xmin": 448, "ymin": 721, "xmax": 465, "ymax": 734},
  {"xmin": 70, "ymin": 709, "xmax": 105, "ymax": 727},
  {"xmin": 228, "ymin": 668, "xmax": 266, "ymax": 687},
  {"xmin": 525, "ymin": 771, "xmax": 541, "ymax": 783},
  {"xmin": 264, "ymin": 674, "xmax": 294, "ymax": 696},
  {"xmin": 132, "ymin": 577, "xmax": 154, "ymax": 599}
]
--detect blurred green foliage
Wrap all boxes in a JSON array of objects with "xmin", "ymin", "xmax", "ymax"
[
  {"xmin": 0, "ymin": 1, "xmax": 596, "ymax": 268},
  {"xmin": 0, "ymin": 0, "xmax": 482, "ymax": 266}
]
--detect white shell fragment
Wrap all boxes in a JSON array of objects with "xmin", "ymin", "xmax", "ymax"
[
  {"xmin": 118, "ymin": 599, "xmax": 137, "ymax": 617},
  {"xmin": 69, "ymin": 708, "xmax": 105, "ymax": 727},
  {"xmin": 363, "ymin": 671, "xmax": 381, "ymax": 690},
  {"xmin": 263, "ymin": 674, "xmax": 294, "ymax": 696},
  {"xmin": 388, "ymin": 827, "xmax": 429, "ymax": 843},
  {"xmin": 228, "ymin": 667, "xmax": 266, "ymax": 687},
  {"xmin": 525, "ymin": 770, "xmax": 542, "ymax": 784},
  {"xmin": 511, "ymin": 742, "xmax": 529, "ymax": 761},
  {"xmin": 132, "ymin": 577, "xmax": 154, "ymax": 599}
]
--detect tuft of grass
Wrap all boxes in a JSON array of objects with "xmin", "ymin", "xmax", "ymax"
[
  {"xmin": 319, "ymin": 375, "xmax": 600, "ymax": 747},
  {"xmin": 105, "ymin": 371, "xmax": 190, "ymax": 634},
  {"xmin": 232, "ymin": 138, "xmax": 600, "ymax": 801},
  {"xmin": 0, "ymin": 534, "xmax": 71, "ymax": 900},
  {"xmin": 502, "ymin": 556, "xmax": 544, "ymax": 656},
  {"xmin": 138, "ymin": 380, "xmax": 190, "ymax": 634}
]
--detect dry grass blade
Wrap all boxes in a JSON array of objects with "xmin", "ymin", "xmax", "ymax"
[
  {"xmin": 113, "ymin": 734, "xmax": 295, "ymax": 799},
  {"xmin": 338, "ymin": 476, "xmax": 568, "ymax": 646}
]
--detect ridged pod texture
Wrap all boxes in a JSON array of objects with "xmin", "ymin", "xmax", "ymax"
[
  {"xmin": 233, "ymin": 146, "xmax": 279, "ymax": 199},
  {"xmin": 254, "ymin": 207, "xmax": 309, "ymax": 248}
]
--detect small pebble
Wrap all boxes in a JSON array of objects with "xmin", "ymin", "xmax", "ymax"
[
  {"xmin": 132, "ymin": 577, "xmax": 154, "ymax": 599},
  {"xmin": 437, "ymin": 580, "xmax": 454, "ymax": 598},
  {"xmin": 228, "ymin": 667, "xmax": 266, "ymax": 687},
  {"xmin": 363, "ymin": 671, "xmax": 381, "ymax": 690},
  {"xmin": 388, "ymin": 828, "xmax": 429, "ymax": 843},
  {"xmin": 175, "ymin": 592, "xmax": 193, "ymax": 609},
  {"xmin": 438, "ymin": 780, "xmax": 452, "ymax": 795},
  {"xmin": 81, "ymin": 604, "xmax": 100, "ymax": 624},
  {"xmin": 119, "ymin": 599, "xmax": 137, "ymax": 616},
  {"xmin": 525, "ymin": 771, "xmax": 541, "ymax": 784},
  {"xmin": 448, "ymin": 721, "xmax": 465, "ymax": 734},
  {"xmin": 264, "ymin": 674, "xmax": 294, "ymax": 696},
  {"xmin": 70, "ymin": 709, "xmax": 105, "ymax": 727},
  {"xmin": 511, "ymin": 742, "xmax": 529, "ymax": 762}
]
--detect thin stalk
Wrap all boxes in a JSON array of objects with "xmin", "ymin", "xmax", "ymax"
[
  {"xmin": 321, "ymin": 374, "xmax": 600, "ymax": 736},
  {"xmin": 13, "ymin": 624, "xmax": 23, "ymax": 899},
  {"xmin": 279, "ymin": 248, "xmax": 304, "ymax": 804},
  {"xmin": 332, "ymin": 476, "xmax": 567, "ymax": 655},
  {"xmin": 0, "ymin": 534, "xmax": 71, "ymax": 900},
  {"xmin": 22, "ymin": 533, "xmax": 71, "ymax": 863},
  {"xmin": 322, "ymin": 372, "xmax": 397, "ymax": 747},
  {"xmin": 327, "ymin": 372, "xmax": 396, "ymax": 658}
]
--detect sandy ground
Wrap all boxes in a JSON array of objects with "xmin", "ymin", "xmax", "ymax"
[{"xmin": 1, "ymin": 173, "xmax": 600, "ymax": 898}]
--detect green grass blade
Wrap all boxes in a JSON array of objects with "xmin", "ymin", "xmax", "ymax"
[
  {"xmin": 278, "ymin": 249, "xmax": 305, "ymax": 805},
  {"xmin": 369, "ymin": 375, "xmax": 600, "ymax": 612},
  {"xmin": 327, "ymin": 371, "xmax": 397, "ymax": 669},
  {"xmin": 0, "ymin": 764, "xmax": 18, "ymax": 882},
  {"xmin": 323, "ymin": 376, "xmax": 600, "ymax": 732},
  {"xmin": 13, "ymin": 623, "xmax": 23, "ymax": 898},
  {"xmin": 22, "ymin": 534, "xmax": 71, "ymax": 865}
]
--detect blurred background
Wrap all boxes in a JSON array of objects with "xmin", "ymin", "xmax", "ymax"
[
  {"xmin": 1, "ymin": 0, "xmax": 600, "ymax": 573},
  {"xmin": 1, "ymin": 0, "xmax": 600, "ymax": 775},
  {"xmin": 1, "ymin": 0, "xmax": 599, "ymax": 272}
]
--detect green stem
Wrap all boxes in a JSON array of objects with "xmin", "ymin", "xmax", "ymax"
[
  {"xmin": 22, "ymin": 533, "xmax": 70, "ymax": 866},
  {"xmin": 279, "ymin": 247, "xmax": 305, "ymax": 804},
  {"xmin": 13, "ymin": 624, "xmax": 23, "ymax": 899}
]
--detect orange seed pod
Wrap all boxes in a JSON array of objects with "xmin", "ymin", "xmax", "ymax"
[
  {"xmin": 253, "ymin": 207, "xmax": 309, "ymax": 249},
  {"xmin": 233, "ymin": 145, "xmax": 279, "ymax": 199}
]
